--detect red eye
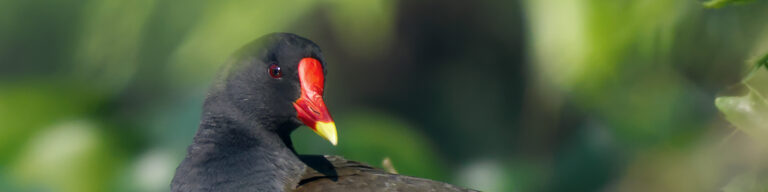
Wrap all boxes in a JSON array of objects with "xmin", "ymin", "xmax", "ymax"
[{"xmin": 268, "ymin": 64, "xmax": 282, "ymax": 78}]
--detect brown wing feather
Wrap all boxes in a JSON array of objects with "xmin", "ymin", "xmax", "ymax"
[{"xmin": 292, "ymin": 155, "xmax": 479, "ymax": 192}]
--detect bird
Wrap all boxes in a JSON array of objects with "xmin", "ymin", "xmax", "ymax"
[{"xmin": 170, "ymin": 33, "xmax": 478, "ymax": 192}]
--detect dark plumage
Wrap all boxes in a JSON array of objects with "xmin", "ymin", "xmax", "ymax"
[{"xmin": 171, "ymin": 33, "xmax": 477, "ymax": 192}]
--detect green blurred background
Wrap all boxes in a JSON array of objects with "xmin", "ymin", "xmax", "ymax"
[{"xmin": 2, "ymin": 0, "xmax": 768, "ymax": 191}]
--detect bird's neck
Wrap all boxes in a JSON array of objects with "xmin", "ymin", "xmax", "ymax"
[{"xmin": 172, "ymin": 100, "xmax": 305, "ymax": 191}]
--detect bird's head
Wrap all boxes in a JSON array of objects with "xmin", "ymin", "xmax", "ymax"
[{"xmin": 211, "ymin": 33, "xmax": 337, "ymax": 146}]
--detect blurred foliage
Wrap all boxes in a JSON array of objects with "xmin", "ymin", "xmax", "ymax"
[
  {"xmin": 722, "ymin": 171, "xmax": 768, "ymax": 192},
  {"xmin": 716, "ymin": 68, "xmax": 768, "ymax": 144},
  {"xmin": 12, "ymin": 120, "xmax": 122, "ymax": 192},
  {"xmin": 715, "ymin": 53, "xmax": 768, "ymax": 192},
  {"xmin": 1, "ymin": 0, "xmax": 768, "ymax": 192},
  {"xmin": 525, "ymin": 0, "xmax": 698, "ymax": 147}
]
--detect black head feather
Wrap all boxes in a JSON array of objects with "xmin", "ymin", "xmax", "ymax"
[{"xmin": 207, "ymin": 33, "xmax": 326, "ymax": 132}]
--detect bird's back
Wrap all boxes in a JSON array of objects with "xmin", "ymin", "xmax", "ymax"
[{"xmin": 293, "ymin": 155, "xmax": 478, "ymax": 192}]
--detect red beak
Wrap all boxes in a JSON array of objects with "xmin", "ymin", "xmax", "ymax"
[{"xmin": 293, "ymin": 58, "xmax": 337, "ymax": 145}]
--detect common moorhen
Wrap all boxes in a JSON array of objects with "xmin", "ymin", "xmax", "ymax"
[{"xmin": 171, "ymin": 33, "xmax": 477, "ymax": 192}]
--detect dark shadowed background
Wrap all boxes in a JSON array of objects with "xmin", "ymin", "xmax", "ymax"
[{"xmin": 2, "ymin": 0, "xmax": 768, "ymax": 191}]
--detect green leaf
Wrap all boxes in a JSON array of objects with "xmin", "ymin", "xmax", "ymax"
[
  {"xmin": 704, "ymin": 0, "xmax": 755, "ymax": 9},
  {"xmin": 715, "ymin": 85, "xmax": 768, "ymax": 143}
]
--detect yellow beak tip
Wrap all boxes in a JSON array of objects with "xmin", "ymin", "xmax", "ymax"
[
  {"xmin": 314, "ymin": 122, "xmax": 338, "ymax": 146},
  {"xmin": 330, "ymin": 138, "xmax": 338, "ymax": 146}
]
